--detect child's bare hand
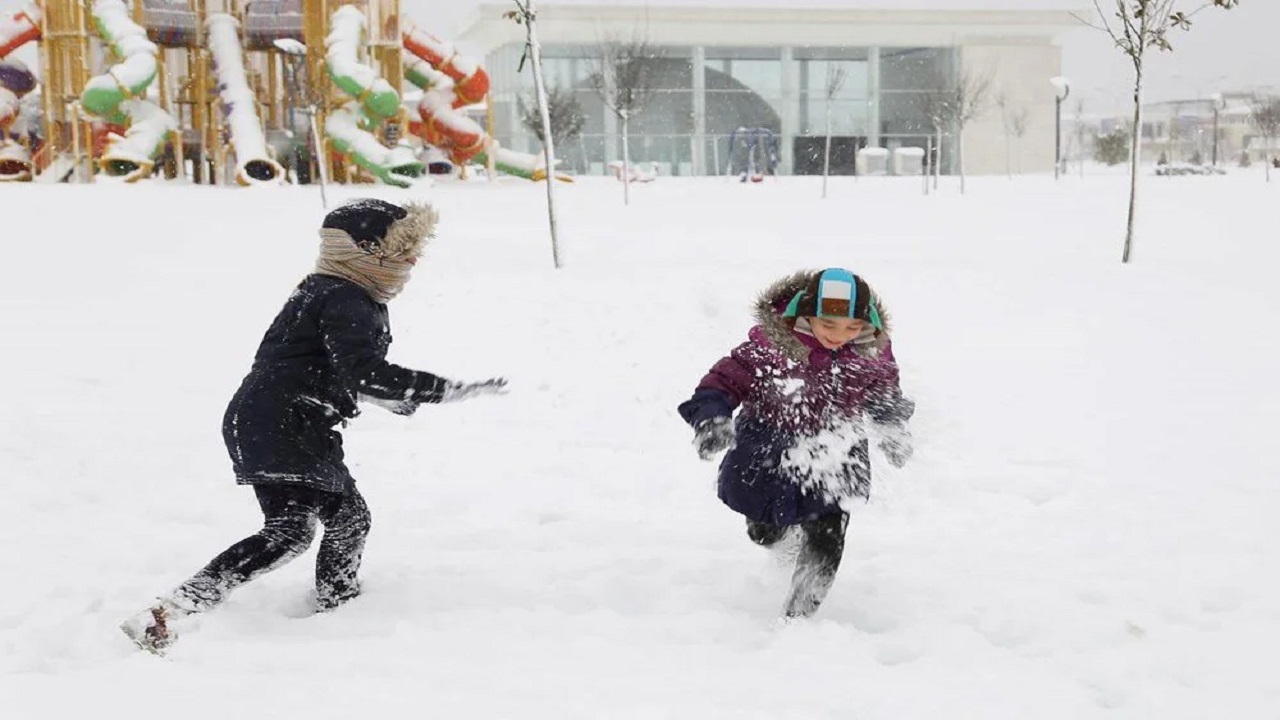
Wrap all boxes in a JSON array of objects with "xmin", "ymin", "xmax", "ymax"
[{"xmin": 694, "ymin": 417, "xmax": 735, "ymax": 460}]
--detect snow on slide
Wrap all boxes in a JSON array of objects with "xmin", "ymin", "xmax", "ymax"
[
  {"xmin": 402, "ymin": 19, "xmax": 566, "ymax": 182},
  {"xmin": 0, "ymin": 2, "xmax": 40, "ymax": 58},
  {"xmin": 323, "ymin": 4, "xmax": 422, "ymax": 187},
  {"xmin": 206, "ymin": 13, "xmax": 284, "ymax": 186},
  {"xmin": 0, "ymin": 58, "xmax": 36, "ymax": 180},
  {"xmin": 0, "ymin": 5, "xmax": 40, "ymax": 181},
  {"xmin": 80, "ymin": 0, "xmax": 177, "ymax": 181}
]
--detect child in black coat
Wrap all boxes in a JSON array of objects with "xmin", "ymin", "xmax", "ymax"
[{"xmin": 122, "ymin": 199, "xmax": 506, "ymax": 652}]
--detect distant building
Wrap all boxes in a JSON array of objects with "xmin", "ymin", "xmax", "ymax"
[
  {"xmin": 1074, "ymin": 92, "xmax": 1279, "ymax": 166},
  {"xmin": 456, "ymin": 0, "xmax": 1085, "ymax": 176}
]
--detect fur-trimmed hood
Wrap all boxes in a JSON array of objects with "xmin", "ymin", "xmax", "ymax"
[
  {"xmin": 753, "ymin": 269, "xmax": 893, "ymax": 363},
  {"xmin": 372, "ymin": 201, "xmax": 438, "ymax": 261},
  {"xmin": 319, "ymin": 199, "xmax": 439, "ymax": 261},
  {"xmin": 315, "ymin": 201, "xmax": 439, "ymax": 303}
]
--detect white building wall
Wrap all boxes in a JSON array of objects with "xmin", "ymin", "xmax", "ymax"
[
  {"xmin": 959, "ymin": 42, "xmax": 1061, "ymax": 175},
  {"xmin": 459, "ymin": 4, "xmax": 1080, "ymax": 176}
]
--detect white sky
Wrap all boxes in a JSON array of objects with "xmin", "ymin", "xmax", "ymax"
[{"xmin": 3, "ymin": 0, "xmax": 1275, "ymax": 116}]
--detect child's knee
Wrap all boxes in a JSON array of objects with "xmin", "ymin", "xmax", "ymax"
[
  {"xmin": 326, "ymin": 501, "xmax": 371, "ymax": 542},
  {"xmin": 344, "ymin": 506, "xmax": 372, "ymax": 539},
  {"xmin": 260, "ymin": 513, "xmax": 319, "ymax": 556}
]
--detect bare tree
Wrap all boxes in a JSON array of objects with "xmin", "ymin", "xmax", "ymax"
[
  {"xmin": 519, "ymin": 85, "xmax": 586, "ymax": 168},
  {"xmin": 1250, "ymin": 96, "xmax": 1280, "ymax": 182},
  {"xmin": 586, "ymin": 35, "xmax": 661, "ymax": 205},
  {"xmin": 919, "ymin": 69, "xmax": 991, "ymax": 194},
  {"xmin": 506, "ymin": 1, "xmax": 562, "ymax": 268},
  {"xmin": 1010, "ymin": 106, "xmax": 1030, "ymax": 175},
  {"xmin": 917, "ymin": 91, "xmax": 949, "ymax": 192},
  {"xmin": 996, "ymin": 92, "xmax": 1029, "ymax": 178},
  {"xmin": 944, "ymin": 69, "xmax": 992, "ymax": 195},
  {"xmin": 822, "ymin": 64, "xmax": 848, "ymax": 199},
  {"xmin": 1076, "ymin": 0, "xmax": 1239, "ymax": 263}
]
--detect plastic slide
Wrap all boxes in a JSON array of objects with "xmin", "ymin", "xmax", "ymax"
[
  {"xmin": 0, "ymin": 4, "xmax": 40, "ymax": 181},
  {"xmin": 0, "ymin": 3, "xmax": 39, "ymax": 58},
  {"xmin": 81, "ymin": 0, "xmax": 177, "ymax": 181},
  {"xmin": 206, "ymin": 13, "xmax": 283, "ymax": 185},
  {"xmin": 323, "ymin": 5, "xmax": 422, "ymax": 187},
  {"xmin": 402, "ymin": 19, "xmax": 566, "ymax": 181}
]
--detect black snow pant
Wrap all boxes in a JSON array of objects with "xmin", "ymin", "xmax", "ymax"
[
  {"xmin": 170, "ymin": 484, "xmax": 371, "ymax": 613},
  {"xmin": 747, "ymin": 511, "xmax": 849, "ymax": 618}
]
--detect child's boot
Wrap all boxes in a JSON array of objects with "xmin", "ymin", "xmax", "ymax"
[
  {"xmin": 781, "ymin": 561, "xmax": 836, "ymax": 619},
  {"xmin": 780, "ymin": 512, "xmax": 848, "ymax": 619},
  {"xmin": 119, "ymin": 597, "xmax": 194, "ymax": 653}
]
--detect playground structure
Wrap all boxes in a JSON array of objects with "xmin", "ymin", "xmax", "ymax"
[
  {"xmin": 0, "ymin": 0, "xmax": 554, "ymax": 185},
  {"xmin": 725, "ymin": 127, "xmax": 779, "ymax": 183}
]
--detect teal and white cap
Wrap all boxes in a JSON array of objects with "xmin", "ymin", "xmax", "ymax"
[{"xmin": 782, "ymin": 268, "xmax": 882, "ymax": 330}]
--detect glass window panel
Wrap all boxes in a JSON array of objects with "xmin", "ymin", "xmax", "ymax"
[
  {"xmin": 880, "ymin": 48, "xmax": 953, "ymax": 91},
  {"xmin": 633, "ymin": 90, "xmax": 694, "ymax": 134},
  {"xmin": 705, "ymin": 46, "xmax": 781, "ymax": 61},
  {"xmin": 572, "ymin": 56, "xmax": 691, "ymax": 91},
  {"xmin": 880, "ymin": 92, "xmax": 936, "ymax": 134},
  {"xmin": 649, "ymin": 57, "xmax": 693, "ymax": 90},
  {"xmin": 801, "ymin": 60, "xmax": 869, "ymax": 100},
  {"xmin": 491, "ymin": 99, "xmax": 514, "ymax": 138},
  {"xmin": 705, "ymin": 90, "xmax": 781, "ymax": 134},
  {"xmin": 723, "ymin": 59, "xmax": 782, "ymax": 98},
  {"xmin": 800, "ymin": 98, "xmax": 870, "ymax": 135},
  {"xmin": 575, "ymin": 89, "xmax": 606, "ymax": 135},
  {"xmin": 539, "ymin": 58, "xmax": 580, "ymax": 89},
  {"xmin": 793, "ymin": 46, "xmax": 869, "ymax": 62}
]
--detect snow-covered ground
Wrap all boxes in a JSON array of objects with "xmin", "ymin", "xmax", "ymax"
[{"xmin": 1, "ymin": 171, "xmax": 1276, "ymax": 719}]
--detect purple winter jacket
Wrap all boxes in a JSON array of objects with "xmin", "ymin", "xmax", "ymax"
[{"xmin": 678, "ymin": 271, "xmax": 912, "ymax": 525}]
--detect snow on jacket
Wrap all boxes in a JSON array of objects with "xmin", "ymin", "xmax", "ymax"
[
  {"xmin": 678, "ymin": 271, "xmax": 913, "ymax": 525},
  {"xmin": 222, "ymin": 274, "xmax": 449, "ymax": 492}
]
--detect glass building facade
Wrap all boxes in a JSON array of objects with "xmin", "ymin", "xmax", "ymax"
[{"xmin": 484, "ymin": 44, "xmax": 956, "ymax": 176}]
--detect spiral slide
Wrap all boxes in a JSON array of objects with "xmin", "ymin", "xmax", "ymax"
[
  {"xmin": 206, "ymin": 13, "xmax": 283, "ymax": 185},
  {"xmin": 402, "ymin": 20, "xmax": 566, "ymax": 181},
  {"xmin": 0, "ymin": 3, "xmax": 41, "ymax": 180},
  {"xmin": 323, "ymin": 5, "xmax": 422, "ymax": 188},
  {"xmin": 80, "ymin": 0, "xmax": 178, "ymax": 181}
]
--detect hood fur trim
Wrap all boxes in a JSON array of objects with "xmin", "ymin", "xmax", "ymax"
[
  {"xmin": 320, "ymin": 202, "xmax": 439, "ymax": 261},
  {"xmin": 753, "ymin": 269, "xmax": 893, "ymax": 362},
  {"xmin": 375, "ymin": 202, "xmax": 439, "ymax": 261}
]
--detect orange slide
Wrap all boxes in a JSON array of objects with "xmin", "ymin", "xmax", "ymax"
[
  {"xmin": 401, "ymin": 19, "xmax": 489, "ymax": 164},
  {"xmin": 0, "ymin": 4, "xmax": 40, "ymax": 58}
]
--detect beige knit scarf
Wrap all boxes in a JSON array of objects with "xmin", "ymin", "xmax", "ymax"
[{"xmin": 314, "ymin": 202, "xmax": 439, "ymax": 303}]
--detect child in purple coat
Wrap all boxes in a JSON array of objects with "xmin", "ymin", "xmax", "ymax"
[{"xmin": 678, "ymin": 268, "xmax": 914, "ymax": 619}]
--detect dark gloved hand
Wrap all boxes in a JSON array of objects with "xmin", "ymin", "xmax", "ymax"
[
  {"xmin": 878, "ymin": 426, "xmax": 914, "ymax": 468},
  {"xmin": 440, "ymin": 378, "xmax": 509, "ymax": 403},
  {"xmin": 694, "ymin": 416, "xmax": 735, "ymax": 460}
]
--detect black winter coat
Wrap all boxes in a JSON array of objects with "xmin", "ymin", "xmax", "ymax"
[{"xmin": 222, "ymin": 274, "xmax": 448, "ymax": 492}]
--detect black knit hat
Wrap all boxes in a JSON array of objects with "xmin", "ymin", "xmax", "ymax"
[{"xmin": 321, "ymin": 198, "xmax": 409, "ymax": 249}]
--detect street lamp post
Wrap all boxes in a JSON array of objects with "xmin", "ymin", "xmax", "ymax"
[{"xmin": 1051, "ymin": 76, "xmax": 1071, "ymax": 181}]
